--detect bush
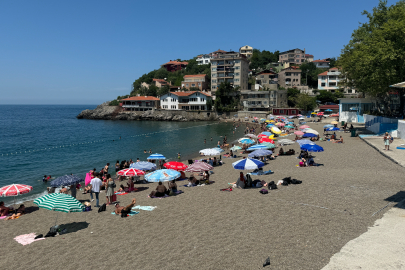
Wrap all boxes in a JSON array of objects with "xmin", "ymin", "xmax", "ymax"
[{"xmin": 109, "ymin": 100, "xmax": 119, "ymax": 106}]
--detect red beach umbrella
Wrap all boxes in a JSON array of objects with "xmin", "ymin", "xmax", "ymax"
[
  {"xmin": 0, "ymin": 184, "xmax": 33, "ymax": 197},
  {"xmin": 163, "ymin": 161, "xmax": 188, "ymax": 171},
  {"xmin": 258, "ymin": 134, "xmax": 268, "ymax": 139},
  {"xmin": 299, "ymin": 125, "xmax": 310, "ymax": 129},
  {"xmin": 117, "ymin": 168, "xmax": 145, "ymax": 176},
  {"xmin": 259, "ymin": 138, "xmax": 275, "ymax": 144},
  {"xmin": 185, "ymin": 161, "xmax": 213, "ymax": 172}
]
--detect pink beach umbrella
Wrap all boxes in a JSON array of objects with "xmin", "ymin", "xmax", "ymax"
[
  {"xmin": 276, "ymin": 122, "xmax": 285, "ymax": 126},
  {"xmin": 297, "ymin": 114, "xmax": 303, "ymax": 116},
  {"xmin": 294, "ymin": 131, "xmax": 305, "ymax": 135},
  {"xmin": 299, "ymin": 125, "xmax": 310, "ymax": 129},
  {"xmin": 185, "ymin": 161, "xmax": 213, "ymax": 172},
  {"xmin": 118, "ymin": 168, "xmax": 145, "ymax": 176}
]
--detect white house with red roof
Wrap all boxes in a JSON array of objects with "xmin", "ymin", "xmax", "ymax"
[
  {"xmin": 312, "ymin": 59, "xmax": 330, "ymax": 69},
  {"xmin": 121, "ymin": 96, "xmax": 160, "ymax": 111},
  {"xmin": 317, "ymin": 67, "xmax": 357, "ymax": 95},
  {"xmin": 160, "ymin": 91, "xmax": 212, "ymax": 111}
]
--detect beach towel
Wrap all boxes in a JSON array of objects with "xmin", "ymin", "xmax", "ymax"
[
  {"xmin": 220, "ymin": 188, "xmax": 232, "ymax": 191},
  {"xmin": 114, "ymin": 192, "xmax": 128, "ymax": 195},
  {"xmin": 0, "ymin": 215, "xmax": 9, "ymax": 219},
  {"xmin": 111, "ymin": 211, "xmax": 139, "ymax": 216},
  {"xmin": 132, "ymin": 206, "xmax": 156, "ymax": 211},
  {"xmin": 14, "ymin": 233, "xmax": 45, "ymax": 246},
  {"xmin": 85, "ymin": 172, "xmax": 91, "ymax": 186},
  {"xmin": 149, "ymin": 191, "xmax": 183, "ymax": 198}
]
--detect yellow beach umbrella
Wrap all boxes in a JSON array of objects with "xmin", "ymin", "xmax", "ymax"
[
  {"xmin": 331, "ymin": 121, "xmax": 338, "ymax": 124},
  {"xmin": 269, "ymin": 120, "xmax": 275, "ymax": 123},
  {"xmin": 271, "ymin": 126, "xmax": 282, "ymax": 135},
  {"xmin": 269, "ymin": 134, "xmax": 275, "ymax": 139},
  {"xmin": 311, "ymin": 112, "xmax": 317, "ymax": 114},
  {"xmin": 265, "ymin": 120, "xmax": 271, "ymax": 123}
]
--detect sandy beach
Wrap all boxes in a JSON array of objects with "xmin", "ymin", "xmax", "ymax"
[{"xmin": 1, "ymin": 119, "xmax": 405, "ymax": 270}]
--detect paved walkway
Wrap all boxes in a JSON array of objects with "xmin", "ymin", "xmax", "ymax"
[{"xmin": 322, "ymin": 123, "xmax": 405, "ymax": 270}]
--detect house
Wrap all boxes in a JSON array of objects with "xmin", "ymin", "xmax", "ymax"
[
  {"xmin": 279, "ymin": 48, "xmax": 306, "ymax": 64},
  {"xmin": 305, "ymin": 54, "xmax": 314, "ymax": 62},
  {"xmin": 161, "ymin": 60, "xmax": 188, "ymax": 72},
  {"xmin": 318, "ymin": 67, "xmax": 357, "ymax": 95},
  {"xmin": 121, "ymin": 96, "xmax": 160, "ymax": 111},
  {"xmin": 160, "ymin": 91, "xmax": 212, "ymax": 110},
  {"xmin": 239, "ymin": 45, "xmax": 253, "ymax": 58},
  {"xmin": 312, "ymin": 59, "xmax": 330, "ymax": 69},
  {"xmin": 181, "ymin": 74, "xmax": 209, "ymax": 91},
  {"xmin": 210, "ymin": 51, "xmax": 249, "ymax": 93},
  {"xmin": 339, "ymin": 98, "xmax": 376, "ymax": 123},
  {"xmin": 253, "ymin": 71, "xmax": 278, "ymax": 90},
  {"xmin": 277, "ymin": 67, "xmax": 302, "ymax": 88},
  {"xmin": 272, "ymin": 108, "xmax": 300, "ymax": 116},
  {"xmin": 196, "ymin": 54, "xmax": 212, "ymax": 65},
  {"xmin": 240, "ymin": 90, "xmax": 287, "ymax": 111},
  {"xmin": 152, "ymin": 78, "xmax": 169, "ymax": 88}
]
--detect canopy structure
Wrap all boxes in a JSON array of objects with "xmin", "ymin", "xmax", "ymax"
[
  {"xmin": 34, "ymin": 193, "xmax": 84, "ymax": 213},
  {"xmin": 0, "ymin": 184, "xmax": 33, "ymax": 197},
  {"xmin": 118, "ymin": 168, "xmax": 145, "ymax": 176},
  {"xmin": 163, "ymin": 161, "xmax": 188, "ymax": 171}
]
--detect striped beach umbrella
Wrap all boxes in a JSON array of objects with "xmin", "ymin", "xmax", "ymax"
[
  {"xmin": 232, "ymin": 158, "xmax": 265, "ymax": 170},
  {"xmin": 185, "ymin": 161, "xmax": 213, "ymax": 172},
  {"xmin": 147, "ymin": 153, "xmax": 166, "ymax": 160},
  {"xmin": 260, "ymin": 142, "xmax": 275, "ymax": 149},
  {"xmin": 247, "ymin": 144, "xmax": 269, "ymax": 151},
  {"xmin": 0, "ymin": 184, "xmax": 33, "ymax": 197},
  {"xmin": 118, "ymin": 168, "xmax": 145, "ymax": 176},
  {"xmin": 145, "ymin": 169, "xmax": 181, "ymax": 182},
  {"xmin": 230, "ymin": 145, "xmax": 242, "ymax": 151},
  {"xmin": 294, "ymin": 131, "xmax": 304, "ymax": 135},
  {"xmin": 34, "ymin": 193, "xmax": 84, "ymax": 213}
]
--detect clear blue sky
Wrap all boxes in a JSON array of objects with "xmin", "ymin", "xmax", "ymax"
[{"xmin": 0, "ymin": 0, "xmax": 399, "ymax": 104}]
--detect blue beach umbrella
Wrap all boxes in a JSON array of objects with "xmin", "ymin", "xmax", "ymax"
[
  {"xmin": 239, "ymin": 138, "xmax": 254, "ymax": 144},
  {"xmin": 213, "ymin": 147, "xmax": 224, "ymax": 152},
  {"xmin": 130, "ymin": 161, "xmax": 157, "ymax": 171},
  {"xmin": 296, "ymin": 139, "xmax": 315, "ymax": 146},
  {"xmin": 248, "ymin": 149, "xmax": 273, "ymax": 158},
  {"xmin": 261, "ymin": 132, "xmax": 273, "ymax": 136},
  {"xmin": 247, "ymin": 144, "xmax": 269, "ymax": 151},
  {"xmin": 327, "ymin": 127, "xmax": 340, "ymax": 131},
  {"xmin": 50, "ymin": 175, "xmax": 83, "ymax": 188},
  {"xmin": 300, "ymin": 144, "xmax": 324, "ymax": 152},
  {"xmin": 145, "ymin": 169, "xmax": 181, "ymax": 182},
  {"xmin": 325, "ymin": 109, "xmax": 333, "ymax": 112},
  {"xmin": 302, "ymin": 133, "xmax": 317, "ymax": 138},
  {"xmin": 323, "ymin": 124, "xmax": 334, "ymax": 128},
  {"xmin": 232, "ymin": 158, "xmax": 265, "ymax": 170},
  {"xmin": 147, "ymin": 153, "xmax": 166, "ymax": 160},
  {"xmin": 288, "ymin": 122, "xmax": 294, "ymax": 124}
]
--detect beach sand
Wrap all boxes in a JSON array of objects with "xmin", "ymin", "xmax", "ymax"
[{"xmin": 1, "ymin": 120, "xmax": 405, "ymax": 269}]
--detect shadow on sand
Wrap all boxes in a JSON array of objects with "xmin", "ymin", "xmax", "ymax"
[{"xmin": 385, "ymin": 191, "xmax": 405, "ymax": 209}]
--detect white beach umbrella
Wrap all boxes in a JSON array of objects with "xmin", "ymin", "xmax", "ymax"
[
  {"xmin": 304, "ymin": 129, "xmax": 319, "ymax": 135},
  {"xmin": 277, "ymin": 139, "xmax": 295, "ymax": 145},
  {"xmin": 199, "ymin": 148, "xmax": 221, "ymax": 156}
]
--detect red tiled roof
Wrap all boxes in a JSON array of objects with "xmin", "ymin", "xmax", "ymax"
[
  {"xmin": 305, "ymin": 54, "xmax": 314, "ymax": 57},
  {"xmin": 313, "ymin": 59, "xmax": 330, "ymax": 63},
  {"xmin": 211, "ymin": 49, "xmax": 227, "ymax": 54},
  {"xmin": 170, "ymin": 91, "xmax": 211, "ymax": 97},
  {"xmin": 183, "ymin": 74, "xmax": 207, "ymax": 78},
  {"xmin": 318, "ymin": 71, "xmax": 328, "ymax": 76},
  {"xmin": 122, "ymin": 96, "xmax": 160, "ymax": 101},
  {"xmin": 153, "ymin": 78, "xmax": 167, "ymax": 83},
  {"xmin": 162, "ymin": 60, "xmax": 189, "ymax": 66}
]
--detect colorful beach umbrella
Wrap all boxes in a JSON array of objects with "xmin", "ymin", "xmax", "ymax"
[
  {"xmin": 271, "ymin": 126, "xmax": 282, "ymax": 134},
  {"xmin": 34, "ymin": 193, "xmax": 84, "ymax": 213},
  {"xmin": 230, "ymin": 146, "xmax": 242, "ymax": 151},
  {"xmin": 331, "ymin": 121, "xmax": 339, "ymax": 124},
  {"xmin": 296, "ymin": 139, "xmax": 315, "ymax": 146},
  {"xmin": 248, "ymin": 149, "xmax": 273, "ymax": 158},
  {"xmin": 300, "ymin": 125, "xmax": 310, "ymax": 129},
  {"xmin": 327, "ymin": 127, "xmax": 340, "ymax": 131},
  {"xmin": 245, "ymin": 134, "xmax": 258, "ymax": 139},
  {"xmin": 185, "ymin": 161, "xmax": 213, "ymax": 172},
  {"xmin": 285, "ymin": 125, "xmax": 294, "ymax": 129},
  {"xmin": 163, "ymin": 161, "xmax": 187, "ymax": 171},
  {"xmin": 259, "ymin": 138, "xmax": 275, "ymax": 144},
  {"xmin": 300, "ymin": 144, "xmax": 324, "ymax": 152},
  {"xmin": 147, "ymin": 153, "xmax": 166, "ymax": 160},
  {"xmin": 294, "ymin": 131, "xmax": 304, "ymax": 135},
  {"xmin": 276, "ymin": 122, "xmax": 285, "ymax": 126},
  {"xmin": 278, "ymin": 139, "xmax": 295, "ymax": 145},
  {"xmin": 130, "ymin": 161, "xmax": 157, "ymax": 171},
  {"xmin": 118, "ymin": 168, "xmax": 145, "ymax": 176},
  {"xmin": 258, "ymin": 134, "xmax": 269, "ymax": 139},
  {"xmin": 304, "ymin": 129, "xmax": 319, "ymax": 135},
  {"xmin": 145, "ymin": 169, "xmax": 181, "ymax": 182},
  {"xmin": 247, "ymin": 144, "xmax": 269, "ymax": 151},
  {"xmin": 232, "ymin": 158, "xmax": 265, "ymax": 170},
  {"xmin": 261, "ymin": 132, "xmax": 273, "ymax": 136},
  {"xmin": 0, "ymin": 184, "xmax": 33, "ymax": 197},
  {"xmin": 50, "ymin": 175, "xmax": 83, "ymax": 188},
  {"xmin": 302, "ymin": 133, "xmax": 317, "ymax": 138},
  {"xmin": 260, "ymin": 142, "xmax": 275, "ymax": 148},
  {"xmin": 199, "ymin": 148, "xmax": 221, "ymax": 156},
  {"xmin": 239, "ymin": 138, "xmax": 254, "ymax": 144},
  {"xmin": 323, "ymin": 124, "xmax": 334, "ymax": 128}
]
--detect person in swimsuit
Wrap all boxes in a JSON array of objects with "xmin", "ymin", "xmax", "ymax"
[
  {"xmin": 114, "ymin": 198, "xmax": 136, "ymax": 215},
  {"xmin": 5, "ymin": 204, "xmax": 25, "ymax": 220},
  {"xmin": 0, "ymin": 201, "xmax": 10, "ymax": 217}
]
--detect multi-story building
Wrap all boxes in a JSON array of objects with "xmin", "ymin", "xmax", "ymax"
[
  {"xmin": 278, "ymin": 67, "xmax": 302, "ymax": 88},
  {"xmin": 161, "ymin": 60, "xmax": 188, "ymax": 72},
  {"xmin": 160, "ymin": 91, "xmax": 212, "ymax": 110},
  {"xmin": 239, "ymin": 45, "xmax": 253, "ymax": 58},
  {"xmin": 240, "ymin": 90, "xmax": 288, "ymax": 111},
  {"xmin": 210, "ymin": 52, "xmax": 249, "ymax": 94},
  {"xmin": 254, "ymin": 71, "xmax": 278, "ymax": 90},
  {"xmin": 305, "ymin": 54, "xmax": 314, "ymax": 62},
  {"xmin": 279, "ymin": 48, "xmax": 306, "ymax": 65},
  {"xmin": 318, "ymin": 67, "xmax": 357, "ymax": 95},
  {"xmin": 312, "ymin": 59, "xmax": 330, "ymax": 69},
  {"xmin": 181, "ymin": 74, "xmax": 209, "ymax": 91},
  {"xmin": 152, "ymin": 78, "xmax": 169, "ymax": 88},
  {"xmin": 121, "ymin": 96, "xmax": 160, "ymax": 111},
  {"xmin": 196, "ymin": 54, "xmax": 212, "ymax": 65}
]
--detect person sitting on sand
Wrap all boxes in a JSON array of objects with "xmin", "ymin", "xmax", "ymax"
[
  {"xmin": 114, "ymin": 198, "xmax": 136, "ymax": 215},
  {"xmin": 307, "ymin": 156, "xmax": 317, "ymax": 166},
  {"xmin": 231, "ymin": 172, "xmax": 246, "ymax": 189},
  {"xmin": 188, "ymin": 173, "xmax": 199, "ymax": 187},
  {"xmin": 154, "ymin": 181, "xmax": 167, "ymax": 197},
  {"xmin": 5, "ymin": 204, "xmax": 25, "ymax": 220},
  {"xmin": 332, "ymin": 136, "xmax": 344, "ymax": 143},
  {"xmin": 299, "ymin": 157, "xmax": 307, "ymax": 167},
  {"xmin": 168, "ymin": 179, "xmax": 178, "ymax": 193},
  {"xmin": 0, "ymin": 201, "xmax": 10, "ymax": 217},
  {"xmin": 202, "ymin": 171, "xmax": 210, "ymax": 184},
  {"xmin": 278, "ymin": 147, "xmax": 284, "ymax": 156}
]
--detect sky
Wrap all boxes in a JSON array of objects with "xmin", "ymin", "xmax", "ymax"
[{"xmin": 0, "ymin": 0, "xmax": 400, "ymax": 105}]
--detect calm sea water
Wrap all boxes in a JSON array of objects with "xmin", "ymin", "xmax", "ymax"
[{"xmin": 0, "ymin": 105, "xmax": 244, "ymax": 204}]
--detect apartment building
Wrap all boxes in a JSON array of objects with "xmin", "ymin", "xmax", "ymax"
[
  {"xmin": 254, "ymin": 71, "xmax": 278, "ymax": 90},
  {"xmin": 312, "ymin": 59, "xmax": 330, "ymax": 69},
  {"xmin": 318, "ymin": 67, "xmax": 357, "ymax": 95},
  {"xmin": 279, "ymin": 48, "xmax": 306, "ymax": 64},
  {"xmin": 210, "ymin": 52, "xmax": 249, "ymax": 94},
  {"xmin": 240, "ymin": 90, "xmax": 288, "ymax": 111},
  {"xmin": 278, "ymin": 67, "xmax": 302, "ymax": 88},
  {"xmin": 239, "ymin": 45, "xmax": 253, "ymax": 58},
  {"xmin": 305, "ymin": 54, "xmax": 314, "ymax": 62},
  {"xmin": 181, "ymin": 74, "xmax": 209, "ymax": 91},
  {"xmin": 152, "ymin": 78, "xmax": 169, "ymax": 88},
  {"xmin": 121, "ymin": 96, "xmax": 160, "ymax": 111},
  {"xmin": 196, "ymin": 54, "xmax": 212, "ymax": 65}
]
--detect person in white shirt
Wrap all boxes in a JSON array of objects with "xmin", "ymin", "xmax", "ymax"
[{"xmin": 90, "ymin": 172, "xmax": 103, "ymax": 207}]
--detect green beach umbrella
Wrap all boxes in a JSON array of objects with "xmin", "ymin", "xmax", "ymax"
[
  {"xmin": 260, "ymin": 142, "xmax": 275, "ymax": 149},
  {"xmin": 285, "ymin": 125, "xmax": 294, "ymax": 129},
  {"xmin": 230, "ymin": 146, "xmax": 242, "ymax": 151}
]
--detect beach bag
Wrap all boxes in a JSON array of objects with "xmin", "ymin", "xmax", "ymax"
[
  {"xmin": 98, "ymin": 203, "xmax": 106, "ymax": 213},
  {"xmin": 112, "ymin": 182, "xmax": 116, "ymax": 188},
  {"xmin": 85, "ymin": 206, "xmax": 92, "ymax": 212},
  {"xmin": 259, "ymin": 189, "xmax": 268, "ymax": 194}
]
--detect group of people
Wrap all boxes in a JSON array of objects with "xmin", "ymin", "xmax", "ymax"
[
  {"xmin": 0, "ymin": 201, "xmax": 25, "ymax": 220},
  {"xmin": 298, "ymin": 151, "xmax": 317, "ymax": 167},
  {"xmin": 149, "ymin": 180, "xmax": 178, "ymax": 197},
  {"xmin": 187, "ymin": 171, "xmax": 210, "ymax": 187}
]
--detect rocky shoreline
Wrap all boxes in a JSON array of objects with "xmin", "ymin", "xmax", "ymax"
[{"xmin": 76, "ymin": 102, "xmax": 220, "ymax": 121}]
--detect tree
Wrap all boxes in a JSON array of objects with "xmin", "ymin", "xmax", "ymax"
[
  {"xmin": 249, "ymin": 49, "xmax": 280, "ymax": 70},
  {"xmin": 328, "ymin": 57, "xmax": 337, "ymax": 68},
  {"xmin": 287, "ymin": 88, "xmax": 300, "ymax": 106},
  {"xmin": 291, "ymin": 93, "xmax": 317, "ymax": 111},
  {"xmin": 214, "ymin": 82, "xmax": 240, "ymax": 112},
  {"xmin": 157, "ymin": 85, "xmax": 170, "ymax": 97},
  {"xmin": 300, "ymin": 62, "xmax": 324, "ymax": 88},
  {"xmin": 338, "ymin": 0, "xmax": 405, "ymax": 115}
]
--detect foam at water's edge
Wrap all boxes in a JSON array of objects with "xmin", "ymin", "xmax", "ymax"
[{"xmin": 5, "ymin": 190, "xmax": 48, "ymax": 207}]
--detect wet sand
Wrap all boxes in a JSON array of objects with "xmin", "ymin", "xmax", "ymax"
[{"xmin": 1, "ymin": 120, "xmax": 405, "ymax": 269}]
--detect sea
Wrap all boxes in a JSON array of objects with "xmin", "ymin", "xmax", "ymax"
[{"xmin": 0, "ymin": 105, "xmax": 245, "ymax": 205}]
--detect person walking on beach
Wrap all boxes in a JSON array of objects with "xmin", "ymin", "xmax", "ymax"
[
  {"xmin": 383, "ymin": 132, "xmax": 392, "ymax": 151},
  {"xmin": 89, "ymin": 172, "xmax": 103, "ymax": 207}
]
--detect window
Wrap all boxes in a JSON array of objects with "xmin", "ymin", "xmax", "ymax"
[
  {"xmin": 212, "ymin": 68, "xmax": 217, "ymax": 71},
  {"xmin": 322, "ymin": 76, "xmax": 326, "ymax": 80},
  {"xmin": 291, "ymin": 110, "xmax": 296, "ymax": 114},
  {"xmin": 186, "ymin": 84, "xmax": 189, "ymax": 87},
  {"xmin": 211, "ymin": 61, "xmax": 217, "ymax": 66},
  {"xmin": 286, "ymin": 73, "xmax": 291, "ymax": 76},
  {"xmin": 348, "ymin": 89, "xmax": 352, "ymax": 93},
  {"xmin": 321, "ymin": 83, "xmax": 326, "ymax": 87},
  {"xmin": 235, "ymin": 73, "xmax": 239, "ymax": 76},
  {"xmin": 264, "ymin": 101, "xmax": 267, "ymax": 104},
  {"xmin": 212, "ymin": 79, "xmax": 217, "ymax": 83},
  {"xmin": 212, "ymin": 73, "xmax": 217, "ymax": 78},
  {"xmin": 280, "ymin": 109, "xmax": 284, "ymax": 114},
  {"xmin": 234, "ymin": 60, "xmax": 240, "ymax": 63},
  {"xmin": 234, "ymin": 79, "xmax": 239, "ymax": 82},
  {"xmin": 201, "ymin": 98, "xmax": 205, "ymax": 102},
  {"xmin": 296, "ymin": 60, "xmax": 299, "ymax": 62},
  {"xmin": 235, "ymin": 66, "xmax": 240, "ymax": 70},
  {"xmin": 198, "ymin": 83, "xmax": 201, "ymax": 86},
  {"xmin": 212, "ymin": 86, "xmax": 216, "ymax": 89},
  {"xmin": 191, "ymin": 84, "xmax": 195, "ymax": 87},
  {"xmin": 329, "ymin": 82, "xmax": 336, "ymax": 87}
]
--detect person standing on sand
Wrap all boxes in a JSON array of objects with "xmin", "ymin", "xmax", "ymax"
[
  {"xmin": 383, "ymin": 132, "xmax": 392, "ymax": 151},
  {"xmin": 89, "ymin": 172, "xmax": 103, "ymax": 207}
]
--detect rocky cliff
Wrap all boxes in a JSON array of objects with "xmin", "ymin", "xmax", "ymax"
[{"xmin": 76, "ymin": 102, "xmax": 219, "ymax": 121}]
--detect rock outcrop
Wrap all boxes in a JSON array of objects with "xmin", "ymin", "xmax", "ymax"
[{"xmin": 76, "ymin": 102, "xmax": 219, "ymax": 121}]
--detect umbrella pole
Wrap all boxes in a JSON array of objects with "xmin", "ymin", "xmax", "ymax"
[{"xmin": 55, "ymin": 211, "xmax": 59, "ymax": 226}]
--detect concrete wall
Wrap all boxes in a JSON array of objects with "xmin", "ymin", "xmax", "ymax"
[
  {"xmin": 237, "ymin": 111, "xmax": 268, "ymax": 118},
  {"xmin": 340, "ymin": 111, "xmax": 358, "ymax": 123},
  {"xmin": 397, "ymin": 120, "xmax": 405, "ymax": 140},
  {"xmin": 364, "ymin": 114, "xmax": 399, "ymax": 134}
]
